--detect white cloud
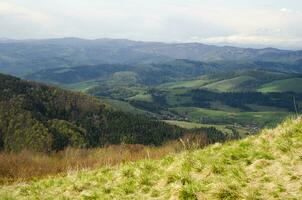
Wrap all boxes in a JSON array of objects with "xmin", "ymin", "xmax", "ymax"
[
  {"xmin": 0, "ymin": 2, "xmax": 51, "ymax": 24},
  {"xmin": 280, "ymin": 8, "xmax": 293, "ymax": 13},
  {"xmin": 0, "ymin": 2, "xmax": 53, "ymax": 38},
  {"xmin": 0, "ymin": 0, "xmax": 301, "ymax": 49},
  {"xmin": 200, "ymin": 34, "xmax": 302, "ymax": 46}
]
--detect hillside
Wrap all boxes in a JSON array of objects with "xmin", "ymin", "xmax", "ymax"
[
  {"xmin": 1, "ymin": 117, "xmax": 301, "ymax": 199},
  {"xmin": 0, "ymin": 73, "xmax": 182, "ymax": 152},
  {"xmin": 258, "ymin": 78, "xmax": 302, "ymax": 93},
  {"xmin": 25, "ymin": 60, "xmax": 210, "ymax": 86}
]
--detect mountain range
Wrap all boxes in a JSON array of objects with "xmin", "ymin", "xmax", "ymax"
[{"xmin": 0, "ymin": 38, "xmax": 301, "ymax": 75}]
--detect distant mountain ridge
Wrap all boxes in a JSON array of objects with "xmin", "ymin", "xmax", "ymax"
[
  {"xmin": 0, "ymin": 38, "xmax": 301, "ymax": 75},
  {"xmin": 25, "ymin": 59, "xmax": 302, "ymax": 88}
]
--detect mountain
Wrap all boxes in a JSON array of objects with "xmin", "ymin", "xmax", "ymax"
[
  {"xmin": 25, "ymin": 60, "xmax": 212, "ymax": 86},
  {"xmin": 0, "ymin": 73, "xmax": 183, "ymax": 152},
  {"xmin": 25, "ymin": 59, "xmax": 302, "ymax": 88},
  {"xmin": 1, "ymin": 117, "xmax": 301, "ymax": 199},
  {"xmin": 0, "ymin": 38, "xmax": 301, "ymax": 75}
]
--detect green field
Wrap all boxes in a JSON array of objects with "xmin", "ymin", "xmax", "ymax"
[
  {"xmin": 103, "ymin": 99, "xmax": 150, "ymax": 115},
  {"xmin": 164, "ymin": 120, "xmax": 210, "ymax": 129},
  {"xmin": 65, "ymin": 80, "xmax": 100, "ymax": 92},
  {"xmin": 2, "ymin": 118, "xmax": 302, "ymax": 199},
  {"xmin": 170, "ymin": 107, "xmax": 291, "ymax": 128},
  {"xmin": 159, "ymin": 76, "xmax": 212, "ymax": 89},
  {"xmin": 258, "ymin": 78, "xmax": 302, "ymax": 93},
  {"xmin": 163, "ymin": 120, "xmax": 234, "ymax": 134},
  {"xmin": 202, "ymin": 75, "xmax": 256, "ymax": 92},
  {"xmin": 128, "ymin": 93, "xmax": 153, "ymax": 102}
]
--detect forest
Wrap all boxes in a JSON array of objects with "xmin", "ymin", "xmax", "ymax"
[{"xmin": 0, "ymin": 73, "xmax": 228, "ymax": 153}]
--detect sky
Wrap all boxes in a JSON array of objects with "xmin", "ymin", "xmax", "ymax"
[{"xmin": 0, "ymin": 0, "xmax": 302, "ymax": 49}]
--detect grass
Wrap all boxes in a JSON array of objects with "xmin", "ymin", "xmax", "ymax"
[
  {"xmin": 163, "ymin": 120, "xmax": 206, "ymax": 129},
  {"xmin": 258, "ymin": 77, "xmax": 302, "ymax": 93},
  {"xmin": 128, "ymin": 93, "xmax": 153, "ymax": 102},
  {"xmin": 163, "ymin": 120, "xmax": 253, "ymax": 137},
  {"xmin": 163, "ymin": 120, "xmax": 233, "ymax": 134},
  {"xmin": 102, "ymin": 98, "xmax": 150, "ymax": 115},
  {"xmin": 170, "ymin": 107, "xmax": 291, "ymax": 127},
  {"xmin": 202, "ymin": 75, "xmax": 256, "ymax": 92},
  {"xmin": 65, "ymin": 80, "xmax": 100, "ymax": 92},
  {"xmin": 158, "ymin": 76, "xmax": 212, "ymax": 89},
  {"xmin": 0, "ymin": 143, "xmax": 180, "ymax": 185},
  {"xmin": 1, "ymin": 117, "xmax": 302, "ymax": 199}
]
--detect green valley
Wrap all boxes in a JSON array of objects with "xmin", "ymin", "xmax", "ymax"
[
  {"xmin": 1, "ymin": 1, "xmax": 302, "ymax": 198},
  {"xmin": 22, "ymin": 61, "xmax": 302, "ymax": 136}
]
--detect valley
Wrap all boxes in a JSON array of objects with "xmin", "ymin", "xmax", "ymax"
[
  {"xmin": 1, "ymin": 0, "xmax": 302, "ymax": 198},
  {"xmin": 0, "ymin": 39, "xmax": 301, "ymax": 199},
  {"xmin": 23, "ymin": 58, "xmax": 301, "ymax": 137}
]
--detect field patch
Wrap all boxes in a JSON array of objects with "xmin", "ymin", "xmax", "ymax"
[
  {"xmin": 203, "ymin": 75, "xmax": 256, "ymax": 92},
  {"xmin": 258, "ymin": 78, "xmax": 302, "ymax": 93}
]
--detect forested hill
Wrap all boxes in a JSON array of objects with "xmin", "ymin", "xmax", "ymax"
[{"xmin": 0, "ymin": 73, "xmax": 182, "ymax": 152}]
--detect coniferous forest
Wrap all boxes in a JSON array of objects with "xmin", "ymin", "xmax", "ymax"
[{"xmin": 0, "ymin": 73, "xmax": 185, "ymax": 152}]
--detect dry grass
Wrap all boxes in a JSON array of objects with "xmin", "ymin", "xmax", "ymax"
[
  {"xmin": 0, "ymin": 134, "xmax": 207, "ymax": 185},
  {"xmin": 0, "ymin": 142, "xmax": 179, "ymax": 185}
]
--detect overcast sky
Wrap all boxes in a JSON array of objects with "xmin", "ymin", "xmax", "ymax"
[{"xmin": 1, "ymin": 0, "xmax": 302, "ymax": 49}]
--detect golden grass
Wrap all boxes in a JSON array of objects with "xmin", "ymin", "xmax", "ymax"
[
  {"xmin": 0, "ymin": 133, "xmax": 211, "ymax": 185},
  {"xmin": 0, "ymin": 142, "xmax": 179, "ymax": 185}
]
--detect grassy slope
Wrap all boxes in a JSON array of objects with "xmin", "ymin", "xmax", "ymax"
[
  {"xmin": 65, "ymin": 80, "xmax": 100, "ymax": 92},
  {"xmin": 258, "ymin": 78, "xmax": 302, "ymax": 93},
  {"xmin": 202, "ymin": 75, "xmax": 256, "ymax": 92},
  {"xmin": 1, "ymin": 117, "xmax": 302, "ymax": 199},
  {"xmin": 158, "ymin": 76, "xmax": 213, "ymax": 89},
  {"xmin": 170, "ymin": 107, "xmax": 290, "ymax": 127},
  {"xmin": 163, "ymin": 120, "xmax": 233, "ymax": 134},
  {"xmin": 102, "ymin": 98, "xmax": 150, "ymax": 115}
]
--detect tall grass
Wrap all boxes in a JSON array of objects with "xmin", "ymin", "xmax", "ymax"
[
  {"xmin": 0, "ymin": 143, "xmax": 178, "ymax": 184},
  {"xmin": 0, "ymin": 134, "xmax": 207, "ymax": 185}
]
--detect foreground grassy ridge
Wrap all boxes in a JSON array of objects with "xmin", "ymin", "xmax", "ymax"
[{"xmin": 1, "ymin": 118, "xmax": 302, "ymax": 199}]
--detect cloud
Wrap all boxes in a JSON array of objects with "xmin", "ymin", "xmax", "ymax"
[
  {"xmin": 198, "ymin": 34, "xmax": 302, "ymax": 49},
  {"xmin": 280, "ymin": 8, "xmax": 293, "ymax": 13},
  {"xmin": 0, "ymin": 2, "xmax": 51, "ymax": 24},
  {"xmin": 0, "ymin": 2, "xmax": 52, "ymax": 38},
  {"xmin": 0, "ymin": 0, "xmax": 301, "ymax": 49}
]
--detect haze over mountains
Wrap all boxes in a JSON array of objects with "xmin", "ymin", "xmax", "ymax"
[{"xmin": 0, "ymin": 38, "xmax": 302, "ymax": 76}]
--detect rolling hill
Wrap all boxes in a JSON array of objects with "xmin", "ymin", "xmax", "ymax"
[
  {"xmin": 258, "ymin": 78, "xmax": 302, "ymax": 93},
  {"xmin": 25, "ymin": 60, "xmax": 210, "ymax": 86},
  {"xmin": 24, "ymin": 63, "xmax": 301, "ymax": 135},
  {"xmin": 1, "ymin": 38, "xmax": 302, "ymax": 75},
  {"xmin": 202, "ymin": 75, "xmax": 256, "ymax": 92},
  {"xmin": 1, "ymin": 117, "xmax": 301, "ymax": 199}
]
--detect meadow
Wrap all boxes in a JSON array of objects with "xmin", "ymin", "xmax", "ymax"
[{"xmin": 1, "ymin": 117, "xmax": 301, "ymax": 199}]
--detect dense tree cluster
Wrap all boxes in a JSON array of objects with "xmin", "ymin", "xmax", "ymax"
[
  {"xmin": 189, "ymin": 127, "xmax": 228, "ymax": 144},
  {"xmin": 0, "ymin": 73, "xmax": 184, "ymax": 152}
]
